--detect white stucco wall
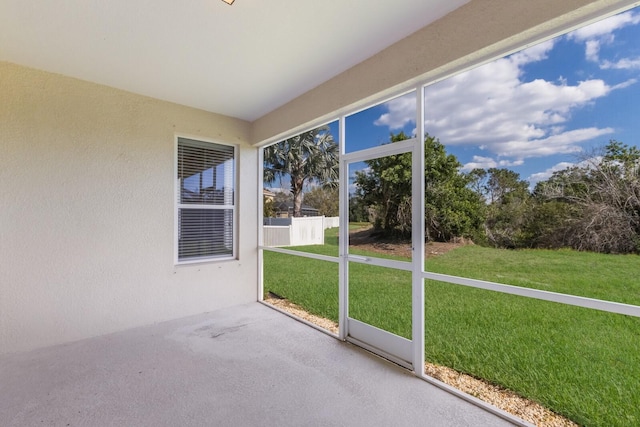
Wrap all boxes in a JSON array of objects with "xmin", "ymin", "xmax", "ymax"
[{"xmin": 0, "ymin": 62, "xmax": 257, "ymax": 354}]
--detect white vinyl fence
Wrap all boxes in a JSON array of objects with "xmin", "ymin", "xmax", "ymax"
[
  {"xmin": 263, "ymin": 216, "xmax": 338, "ymax": 247},
  {"xmin": 323, "ymin": 216, "xmax": 340, "ymax": 229},
  {"xmin": 262, "ymin": 226, "xmax": 292, "ymax": 247}
]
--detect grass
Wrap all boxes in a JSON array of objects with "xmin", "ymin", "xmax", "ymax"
[
  {"xmin": 427, "ymin": 245, "xmax": 640, "ymax": 306},
  {"xmin": 263, "ymin": 227, "xmax": 640, "ymax": 426},
  {"xmin": 349, "ymin": 264, "xmax": 413, "ymax": 338},
  {"xmin": 424, "ymin": 282, "xmax": 639, "ymax": 426}
]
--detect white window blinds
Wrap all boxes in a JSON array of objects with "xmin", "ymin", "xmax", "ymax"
[{"xmin": 176, "ymin": 137, "xmax": 236, "ymax": 262}]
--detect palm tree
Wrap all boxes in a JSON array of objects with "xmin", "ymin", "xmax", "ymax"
[{"xmin": 264, "ymin": 125, "xmax": 339, "ymax": 217}]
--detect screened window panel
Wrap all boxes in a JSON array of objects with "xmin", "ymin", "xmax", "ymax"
[{"xmin": 177, "ymin": 137, "xmax": 236, "ymax": 262}]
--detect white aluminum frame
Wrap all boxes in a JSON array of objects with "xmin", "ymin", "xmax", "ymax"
[
  {"xmin": 338, "ymin": 115, "xmax": 348, "ymax": 341},
  {"xmin": 340, "ymin": 131, "xmax": 418, "ymax": 369},
  {"xmin": 412, "ymin": 86, "xmax": 426, "ymax": 372},
  {"xmin": 257, "ymin": 147, "xmax": 265, "ymax": 301},
  {"xmin": 259, "ymin": 246, "xmax": 339, "ymax": 264},
  {"xmin": 422, "ymin": 271, "xmax": 640, "ymax": 318}
]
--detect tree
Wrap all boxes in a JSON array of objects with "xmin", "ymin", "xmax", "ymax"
[
  {"xmin": 481, "ymin": 168, "xmax": 532, "ymax": 248},
  {"xmin": 485, "ymin": 168, "xmax": 529, "ymax": 205},
  {"xmin": 467, "ymin": 168, "xmax": 488, "ymax": 196},
  {"xmin": 348, "ymin": 194, "xmax": 370, "ymax": 223},
  {"xmin": 263, "ymin": 126, "xmax": 339, "ymax": 217},
  {"xmin": 354, "ymin": 132, "xmax": 413, "ymax": 234},
  {"xmin": 528, "ymin": 166, "xmax": 587, "ymax": 249},
  {"xmin": 353, "ymin": 132, "xmax": 484, "ymax": 241},
  {"xmin": 534, "ymin": 140, "xmax": 640, "ymax": 253},
  {"xmin": 263, "ymin": 196, "xmax": 275, "ymax": 217},
  {"xmin": 423, "ymin": 136, "xmax": 484, "ymax": 242},
  {"xmin": 303, "ymin": 186, "xmax": 339, "ymax": 217},
  {"xmin": 274, "ymin": 191, "xmax": 293, "ymax": 204}
]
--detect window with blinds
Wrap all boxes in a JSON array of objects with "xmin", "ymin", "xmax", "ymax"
[{"xmin": 176, "ymin": 137, "xmax": 236, "ymax": 263}]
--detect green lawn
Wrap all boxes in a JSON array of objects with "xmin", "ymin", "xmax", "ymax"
[{"xmin": 263, "ymin": 228, "xmax": 640, "ymax": 427}]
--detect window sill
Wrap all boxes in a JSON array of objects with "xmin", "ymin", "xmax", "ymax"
[{"xmin": 175, "ymin": 256, "xmax": 237, "ymax": 266}]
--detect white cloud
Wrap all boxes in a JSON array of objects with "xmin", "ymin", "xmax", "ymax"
[
  {"xmin": 461, "ymin": 156, "xmax": 523, "ymax": 171},
  {"xmin": 527, "ymin": 162, "xmax": 576, "ymax": 184},
  {"xmin": 375, "ymin": 38, "xmax": 631, "ymax": 163},
  {"xmin": 374, "ymin": 92, "xmax": 416, "ymax": 129},
  {"xmin": 567, "ymin": 11, "xmax": 640, "ymax": 67},
  {"xmin": 510, "ymin": 39, "xmax": 556, "ymax": 64},
  {"xmin": 527, "ymin": 156, "xmax": 603, "ymax": 186},
  {"xmin": 585, "ymin": 39, "xmax": 601, "ymax": 62},
  {"xmin": 421, "ymin": 62, "xmax": 621, "ymax": 156},
  {"xmin": 611, "ymin": 78, "xmax": 638, "ymax": 90},
  {"xmin": 504, "ymin": 159, "xmax": 525, "ymax": 167},
  {"xmin": 462, "ymin": 156, "xmax": 497, "ymax": 170},
  {"xmin": 567, "ymin": 11, "xmax": 640, "ymax": 42},
  {"xmin": 602, "ymin": 58, "xmax": 640, "ymax": 70},
  {"xmin": 496, "ymin": 127, "xmax": 615, "ymax": 158}
]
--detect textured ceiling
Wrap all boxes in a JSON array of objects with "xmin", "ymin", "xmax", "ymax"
[{"xmin": 0, "ymin": 0, "xmax": 468, "ymax": 121}]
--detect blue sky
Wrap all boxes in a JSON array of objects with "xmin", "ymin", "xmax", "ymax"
[{"xmin": 332, "ymin": 7, "xmax": 640, "ymax": 188}]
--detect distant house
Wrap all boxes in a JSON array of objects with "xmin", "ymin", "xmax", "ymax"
[{"xmin": 263, "ymin": 188, "xmax": 276, "ymax": 202}]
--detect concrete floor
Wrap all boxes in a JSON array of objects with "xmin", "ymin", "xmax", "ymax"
[{"xmin": 0, "ymin": 303, "xmax": 516, "ymax": 426}]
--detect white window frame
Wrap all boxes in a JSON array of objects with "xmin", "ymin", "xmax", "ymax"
[{"xmin": 174, "ymin": 135, "xmax": 238, "ymax": 264}]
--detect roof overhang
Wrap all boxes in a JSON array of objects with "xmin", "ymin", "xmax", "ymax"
[
  {"xmin": 2, "ymin": 0, "xmax": 636, "ymax": 146},
  {"xmin": 0, "ymin": 0, "xmax": 468, "ymax": 121}
]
